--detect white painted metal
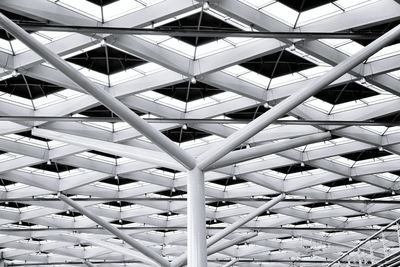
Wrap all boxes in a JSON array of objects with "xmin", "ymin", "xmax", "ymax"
[
  {"xmin": 187, "ymin": 167, "xmax": 207, "ymax": 267},
  {"xmin": 197, "ymin": 23, "xmax": 400, "ymax": 170},
  {"xmin": 58, "ymin": 193, "xmax": 170, "ymax": 267},
  {"xmin": 0, "ymin": 12, "xmax": 196, "ymax": 171}
]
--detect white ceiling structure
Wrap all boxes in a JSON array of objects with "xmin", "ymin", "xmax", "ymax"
[{"xmin": 0, "ymin": 0, "xmax": 399, "ymax": 266}]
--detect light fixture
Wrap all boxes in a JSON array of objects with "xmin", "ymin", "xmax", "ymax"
[
  {"xmin": 378, "ymin": 146, "xmax": 384, "ymax": 151},
  {"xmin": 360, "ymin": 77, "xmax": 367, "ymax": 84},
  {"xmin": 182, "ymin": 124, "xmax": 188, "ymax": 130},
  {"xmin": 348, "ymin": 177, "xmax": 352, "ymax": 182},
  {"xmin": 47, "ymin": 159, "xmax": 51, "ymax": 165},
  {"xmin": 232, "ymin": 175, "xmax": 237, "ymax": 180},
  {"xmin": 114, "ymin": 174, "xmax": 118, "ymax": 180},
  {"xmin": 11, "ymin": 70, "xmax": 19, "ymax": 77},
  {"xmin": 203, "ymin": 1, "xmax": 210, "ymax": 10},
  {"xmin": 300, "ymin": 162, "xmax": 305, "ymax": 167},
  {"xmin": 263, "ymin": 102, "xmax": 270, "ymax": 108},
  {"xmin": 190, "ymin": 76, "xmax": 197, "ymax": 84},
  {"xmin": 100, "ymin": 39, "xmax": 106, "ymax": 47}
]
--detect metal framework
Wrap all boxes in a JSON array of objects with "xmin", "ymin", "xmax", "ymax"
[{"xmin": 0, "ymin": 0, "xmax": 398, "ymax": 266}]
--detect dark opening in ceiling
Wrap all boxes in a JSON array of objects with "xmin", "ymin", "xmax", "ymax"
[
  {"xmin": 341, "ymin": 148, "xmax": 391, "ymax": 161},
  {"xmin": 351, "ymin": 18, "xmax": 400, "ymax": 46},
  {"xmin": 156, "ymin": 12, "xmax": 240, "ymax": 46},
  {"xmin": 89, "ymin": 150, "xmax": 120, "ymax": 159},
  {"xmin": 373, "ymin": 112, "xmax": 400, "ymax": 123},
  {"xmin": 104, "ymin": 201, "xmax": 132, "ymax": 207},
  {"xmin": 272, "ymin": 163, "xmax": 315, "ymax": 174},
  {"xmin": 225, "ymin": 106, "xmax": 270, "ymax": 120},
  {"xmin": 277, "ymin": 0, "xmax": 335, "ymax": 12},
  {"xmin": 315, "ymin": 82, "xmax": 379, "ymax": 105},
  {"xmin": 240, "ymin": 50, "xmax": 316, "ymax": 78},
  {"xmin": 18, "ymin": 130, "xmax": 49, "ymax": 142},
  {"xmin": 101, "ymin": 176, "xmax": 135, "ymax": 185},
  {"xmin": 0, "ymin": 75, "xmax": 65, "ymax": 99},
  {"xmin": 86, "ymin": 0, "xmax": 120, "ymax": 6},
  {"xmin": 212, "ymin": 176, "xmax": 247, "ymax": 186},
  {"xmin": 155, "ymin": 81, "xmax": 224, "ymax": 102},
  {"xmin": 66, "ymin": 46, "xmax": 146, "ymax": 75},
  {"xmin": 0, "ymin": 202, "xmax": 30, "ymax": 208},
  {"xmin": 0, "ymin": 9, "xmax": 38, "ymax": 40},
  {"xmin": 31, "ymin": 162, "xmax": 77, "ymax": 173},
  {"xmin": 158, "ymin": 189, "xmax": 186, "ymax": 197},
  {"xmin": 163, "ymin": 126, "xmax": 210, "ymax": 143},
  {"xmin": 0, "ymin": 178, "xmax": 16, "ymax": 186},
  {"xmin": 79, "ymin": 105, "xmax": 144, "ymax": 117},
  {"xmin": 322, "ymin": 178, "xmax": 359, "ymax": 188}
]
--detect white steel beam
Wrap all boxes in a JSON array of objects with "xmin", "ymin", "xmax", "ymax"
[
  {"xmin": 32, "ymin": 128, "xmax": 185, "ymax": 171},
  {"xmin": 171, "ymin": 194, "xmax": 285, "ymax": 267},
  {"xmin": 0, "ymin": 12, "xmax": 196, "ymax": 171},
  {"xmin": 221, "ymin": 259, "xmax": 239, "ymax": 267},
  {"xmin": 196, "ymin": 23, "xmax": 400, "ymax": 170},
  {"xmin": 58, "ymin": 193, "xmax": 170, "ymax": 267},
  {"xmin": 207, "ymin": 132, "xmax": 331, "ymax": 170},
  {"xmin": 187, "ymin": 167, "xmax": 207, "ymax": 267}
]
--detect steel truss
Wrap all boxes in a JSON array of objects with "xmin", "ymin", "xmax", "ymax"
[{"xmin": 0, "ymin": 0, "xmax": 398, "ymax": 266}]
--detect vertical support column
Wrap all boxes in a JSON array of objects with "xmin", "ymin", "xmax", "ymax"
[{"xmin": 187, "ymin": 167, "xmax": 207, "ymax": 267}]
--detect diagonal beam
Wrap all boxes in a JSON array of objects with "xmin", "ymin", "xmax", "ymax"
[
  {"xmin": 0, "ymin": 12, "xmax": 196, "ymax": 171},
  {"xmin": 72, "ymin": 234, "xmax": 157, "ymax": 266},
  {"xmin": 171, "ymin": 194, "xmax": 285, "ymax": 267},
  {"xmin": 58, "ymin": 193, "xmax": 170, "ymax": 267},
  {"xmin": 32, "ymin": 128, "xmax": 185, "ymax": 171},
  {"xmin": 221, "ymin": 259, "xmax": 239, "ymax": 267},
  {"xmin": 196, "ymin": 23, "xmax": 400, "ymax": 170},
  {"xmin": 84, "ymin": 261, "xmax": 97, "ymax": 267},
  {"xmin": 207, "ymin": 232, "xmax": 258, "ymax": 257},
  {"xmin": 207, "ymin": 132, "xmax": 331, "ymax": 170}
]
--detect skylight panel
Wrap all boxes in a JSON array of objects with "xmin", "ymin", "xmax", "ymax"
[
  {"xmin": 269, "ymin": 72, "xmax": 305, "ymax": 88},
  {"xmin": 49, "ymin": 0, "xmax": 102, "ymax": 21},
  {"xmin": 336, "ymin": 41, "xmax": 364, "ymax": 56},
  {"xmin": 296, "ymin": 3, "xmax": 342, "ymax": 27},
  {"xmin": 239, "ymin": 71, "xmax": 270, "ymax": 88},
  {"xmin": 0, "ymin": 38, "xmax": 12, "ymax": 54},
  {"xmin": 103, "ymin": 0, "xmax": 144, "ymax": 21},
  {"xmin": 195, "ymin": 40, "xmax": 232, "ymax": 58},
  {"xmin": 238, "ymin": 0, "xmax": 275, "ymax": 9},
  {"xmin": 159, "ymin": 38, "xmax": 195, "ymax": 58},
  {"xmin": 260, "ymin": 2, "xmax": 298, "ymax": 27},
  {"xmin": 367, "ymin": 43, "xmax": 400, "ymax": 62},
  {"xmin": 335, "ymin": 0, "xmax": 378, "ymax": 11}
]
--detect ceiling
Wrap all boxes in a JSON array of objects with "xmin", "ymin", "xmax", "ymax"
[{"xmin": 0, "ymin": 0, "xmax": 399, "ymax": 266}]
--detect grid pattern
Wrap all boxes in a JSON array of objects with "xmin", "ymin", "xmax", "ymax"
[{"xmin": 0, "ymin": 0, "xmax": 399, "ymax": 266}]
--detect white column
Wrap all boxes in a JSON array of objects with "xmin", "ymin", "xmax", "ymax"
[{"xmin": 187, "ymin": 167, "xmax": 207, "ymax": 267}]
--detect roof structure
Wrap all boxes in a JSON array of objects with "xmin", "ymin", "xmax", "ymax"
[{"xmin": 0, "ymin": 0, "xmax": 398, "ymax": 266}]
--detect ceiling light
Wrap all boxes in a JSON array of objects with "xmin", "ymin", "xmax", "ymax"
[
  {"xmin": 182, "ymin": 124, "xmax": 188, "ymax": 130},
  {"xmin": 190, "ymin": 77, "xmax": 197, "ymax": 84},
  {"xmin": 203, "ymin": 1, "xmax": 210, "ymax": 10}
]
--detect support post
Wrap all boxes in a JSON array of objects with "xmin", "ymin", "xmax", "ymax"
[
  {"xmin": 172, "ymin": 194, "xmax": 285, "ymax": 267},
  {"xmin": 58, "ymin": 193, "xmax": 170, "ymax": 267},
  {"xmin": 0, "ymin": 12, "xmax": 196, "ymax": 171},
  {"xmin": 197, "ymin": 24, "xmax": 400, "ymax": 170},
  {"xmin": 221, "ymin": 259, "xmax": 239, "ymax": 267},
  {"xmin": 187, "ymin": 167, "xmax": 207, "ymax": 267},
  {"xmin": 207, "ymin": 132, "xmax": 331, "ymax": 170}
]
